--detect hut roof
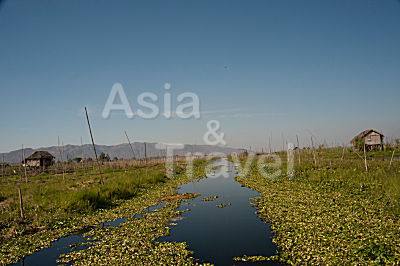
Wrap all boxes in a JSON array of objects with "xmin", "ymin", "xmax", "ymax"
[
  {"xmin": 26, "ymin": 151, "xmax": 55, "ymax": 160},
  {"xmin": 351, "ymin": 129, "xmax": 384, "ymax": 144}
]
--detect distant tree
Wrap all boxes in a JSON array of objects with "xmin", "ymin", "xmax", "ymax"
[
  {"xmin": 354, "ymin": 136, "xmax": 365, "ymax": 151},
  {"xmin": 113, "ymin": 156, "xmax": 118, "ymax": 161},
  {"xmin": 99, "ymin": 152, "xmax": 110, "ymax": 162},
  {"xmin": 73, "ymin": 157, "xmax": 82, "ymax": 163}
]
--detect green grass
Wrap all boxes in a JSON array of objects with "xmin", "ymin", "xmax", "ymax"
[
  {"xmin": 0, "ymin": 159, "xmax": 208, "ymax": 264},
  {"xmin": 236, "ymin": 148, "xmax": 400, "ymax": 264},
  {"xmin": 0, "ymin": 161, "xmax": 190, "ymax": 243}
]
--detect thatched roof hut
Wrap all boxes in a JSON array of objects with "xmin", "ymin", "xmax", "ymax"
[
  {"xmin": 351, "ymin": 129, "xmax": 384, "ymax": 150},
  {"xmin": 24, "ymin": 151, "xmax": 55, "ymax": 167}
]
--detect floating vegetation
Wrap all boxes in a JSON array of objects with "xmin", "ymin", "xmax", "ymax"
[
  {"xmin": 56, "ymin": 167, "xmax": 207, "ymax": 264},
  {"xmin": 58, "ymin": 200, "xmax": 196, "ymax": 265},
  {"xmin": 201, "ymin": 196, "xmax": 218, "ymax": 202},
  {"xmin": 70, "ymin": 242, "xmax": 91, "ymax": 249},
  {"xmin": 170, "ymin": 216, "xmax": 185, "ymax": 222},
  {"xmin": 159, "ymin": 193, "xmax": 201, "ymax": 202},
  {"xmin": 235, "ymin": 149, "xmax": 400, "ymax": 264},
  {"xmin": 0, "ymin": 160, "xmax": 208, "ymax": 265},
  {"xmin": 216, "ymin": 203, "xmax": 231, "ymax": 208},
  {"xmin": 233, "ymin": 254, "xmax": 276, "ymax": 262}
]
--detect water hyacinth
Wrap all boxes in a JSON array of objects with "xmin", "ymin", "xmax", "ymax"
[
  {"xmin": 201, "ymin": 196, "xmax": 218, "ymax": 202},
  {"xmin": 216, "ymin": 203, "xmax": 231, "ymax": 208},
  {"xmin": 235, "ymin": 149, "xmax": 400, "ymax": 264},
  {"xmin": 1, "ymin": 160, "xmax": 208, "ymax": 265}
]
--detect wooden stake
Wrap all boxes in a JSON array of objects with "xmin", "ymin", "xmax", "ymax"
[
  {"xmin": 269, "ymin": 135, "xmax": 271, "ymax": 153},
  {"xmin": 144, "ymin": 142, "xmax": 147, "ymax": 176},
  {"xmin": 57, "ymin": 136, "xmax": 61, "ymax": 171},
  {"xmin": 341, "ymin": 145, "xmax": 346, "ymax": 162},
  {"xmin": 19, "ymin": 150, "xmax": 21, "ymax": 176},
  {"xmin": 57, "ymin": 137, "xmax": 65, "ymax": 179},
  {"xmin": 22, "ymin": 145, "xmax": 27, "ymax": 183},
  {"xmin": 84, "ymin": 107, "xmax": 104, "ymax": 185},
  {"xmin": 61, "ymin": 141, "xmax": 65, "ymax": 180},
  {"xmin": 125, "ymin": 131, "xmax": 136, "ymax": 159},
  {"xmin": 2, "ymin": 154, "xmax": 4, "ymax": 180},
  {"xmin": 296, "ymin": 135, "xmax": 301, "ymax": 165},
  {"xmin": 17, "ymin": 185, "xmax": 24, "ymax": 221},
  {"xmin": 311, "ymin": 136, "xmax": 317, "ymax": 166},
  {"xmin": 81, "ymin": 136, "xmax": 85, "ymax": 175},
  {"xmin": 363, "ymin": 144, "xmax": 368, "ymax": 172},
  {"xmin": 389, "ymin": 149, "xmax": 395, "ymax": 169}
]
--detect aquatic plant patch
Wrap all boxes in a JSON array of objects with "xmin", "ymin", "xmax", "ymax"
[
  {"xmin": 159, "ymin": 193, "xmax": 201, "ymax": 202},
  {"xmin": 58, "ymin": 165, "xmax": 208, "ymax": 265},
  {"xmin": 216, "ymin": 203, "xmax": 231, "ymax": 208},
  {"xmin": 0, "ymin": 160, "xmax": 207, "ymax": 264},
  {"xmin": 201, "ymin": 196, "xmax": 218, "ymax": 201},
  {"xmin": 235, "ymin": 150, "xmax": 400, "ymax": 264},
  {"xmin": 233, "ymin": 254, "xmax": 273, "ymax": 262}
]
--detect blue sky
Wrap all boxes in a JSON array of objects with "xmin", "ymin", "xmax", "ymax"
[{"xmin": 0, "ymin": 0, "xmax": 399, "ymax": 152}]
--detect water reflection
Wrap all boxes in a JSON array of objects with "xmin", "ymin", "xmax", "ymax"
[{"xmin": 157, "ymin": 158, "xmax": 278, "ymax": 265}]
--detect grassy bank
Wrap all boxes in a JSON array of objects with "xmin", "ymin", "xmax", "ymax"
[
  {"xmin": 0, "ymin": 159, "xmax": 207, "ymax": 264},
  {"xmin": 1, "ymin": 164, "xmax": 167, "ymax": 236},
  {"xmin": 235, "ymin": 148, "xmax": 400, "ymax": 264}
]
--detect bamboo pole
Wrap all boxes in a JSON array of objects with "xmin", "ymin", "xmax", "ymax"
[
  {"xmin": 389, "ymin": 149, "xmax": 395, "ymax": 169},
  {"xmin": 311, "ymin": 136, "xmax": 317, "ymax": 166},
  {"xmin": 19, "ymin": 151, "xmax": 21, "ymax": 176},
  {"xmin": 354, "ymin": 150, "xmax": 364, "ymax": 160},
  {"xmin": 61, "ymin": 141, "xmax": 65, "ymax": 179},
  {"xmin": 84, "ymin": 107, "xmax": 104, "ymax": 185},
  {"xmin": 81, "ymin": 136, "xmax": 85, "ymax": 175},
  {"xmin": 17, "ymin": 185, "xmax": 24, "ymax": 221},
  {"xmin": 22, "ymin": 145, "xmax": 27, "ymax": 183},
  {"xmin": 58, "ymin": 137, "xmax": 65, "ymax": 179},
  {"xmin": 341, "ymin": 145, "xmax": 346, "ymax": 162},
  {"xmin": 57, "ymin": 136, "xmax": 61, "ymax": 172},
  {"xmin": 296, "ymin": 135, "xmax": 301, "ymax": 165},
  {"xmin": 363, "ymin": 144, "xmax": 368, "ymax": 172},
  {"xmin": 144, "ymin": 142, "xmax": 147, "ymax": 176},
  {"xmin": 2, "ymin": 154, "xmax": 4, "ymax": 180},
  {"xmin": 125, "ymin": 131, "xmax": 136, "ymax": 159},
  {"xmin": 269, "ymin": 135, "xmax": 271, "ymax": 153}
]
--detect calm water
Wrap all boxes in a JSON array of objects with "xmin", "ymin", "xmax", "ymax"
[
  {"xmin": 9, "ymin": 203, "xmax": 165, "ymax": 265},
  {"xmin": 157, "ymin": 158, "xmax": 278, "ymax": 265},
  {"xmin": 10, "ymin": 233, "xmax": 88, "ymax": 266}
]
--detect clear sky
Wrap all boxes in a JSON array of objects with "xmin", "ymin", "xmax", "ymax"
[{"xmin": 0, "ymin": 0, "xmax": 399, "ymax": 152}]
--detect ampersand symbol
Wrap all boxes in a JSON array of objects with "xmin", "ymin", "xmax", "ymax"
[{"xmin": 203, "ymin": 120, "xmax": 226, "ymax": 146}]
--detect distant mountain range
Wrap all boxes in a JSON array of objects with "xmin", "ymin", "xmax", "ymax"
[{"xmin": 0, "ymin": 143, "xmax": 245, "ymax": 163}]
